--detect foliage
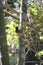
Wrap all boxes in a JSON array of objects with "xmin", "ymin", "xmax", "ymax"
[
  {"xmin": 36, "ymin": 50, "xmax": 43, "ymax": 60},
  {"xmin": 5, "ymin": 0, "xmax": 43, "ymax": 60},
  {"xmin": 26, "ymin": 1, "xmax": 43, "ymax": 54},
  {"xmin": 6, "ymin": 21, "xmax": 19, "ymax": 48},
  {"xmin": 37, "ymin": 50, "xmax": 43, "ymax": 57}
]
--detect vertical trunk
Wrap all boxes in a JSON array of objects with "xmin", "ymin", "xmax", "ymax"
[
  {"xmin": 18, "ymin": 0, "xmax": 27, "ymax": 65},
  {"xmin": 0, "ymin": 1, "xmax": 10, "ymax": 65}
]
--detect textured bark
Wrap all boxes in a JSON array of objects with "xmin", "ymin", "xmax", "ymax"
[{"xmin": 0, "ymin": 1, "xmax": 10, "ymax": 65}]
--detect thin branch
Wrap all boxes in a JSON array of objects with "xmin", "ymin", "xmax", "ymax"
[
  {"xmin": 4, "ymin": 11, "xmax": 19, "ymax": 21},
  {"xmin": 3, "ymin": 4, "xmax": 19, "ymax": 15}
]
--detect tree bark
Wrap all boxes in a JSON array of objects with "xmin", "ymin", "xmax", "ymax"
[
  {"xmin": 0, "ymin": 1, "xmax": 10, "ymax": 65},
  {"xmin": 18, "ymin": 0, "xmax": 27, "ymax": 65}
]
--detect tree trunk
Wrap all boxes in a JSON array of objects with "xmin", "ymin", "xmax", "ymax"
[
  {"xmin": 0, "ymin": 1, "xmax": 10, "ymax": 65},
  {"xmin": 18, "ymin": 0, "xmax": 27, "ymax": 65}
]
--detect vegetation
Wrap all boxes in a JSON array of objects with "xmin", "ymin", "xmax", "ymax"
[
  {"xmin": 6, "ymin": 21, "xmax": 19, "ymax": 47},
  {"xmin": 27, "ymin": 0, "xmax": 43, "ymax": 59},
  {"xmin": 0, "ymin": 0, "xmax": 43, "ymax": 65}
]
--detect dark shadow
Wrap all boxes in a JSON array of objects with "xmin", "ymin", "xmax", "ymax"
[{"xmin": 25, "ymin": 47, "xmax": 40, "ymax": 65}]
